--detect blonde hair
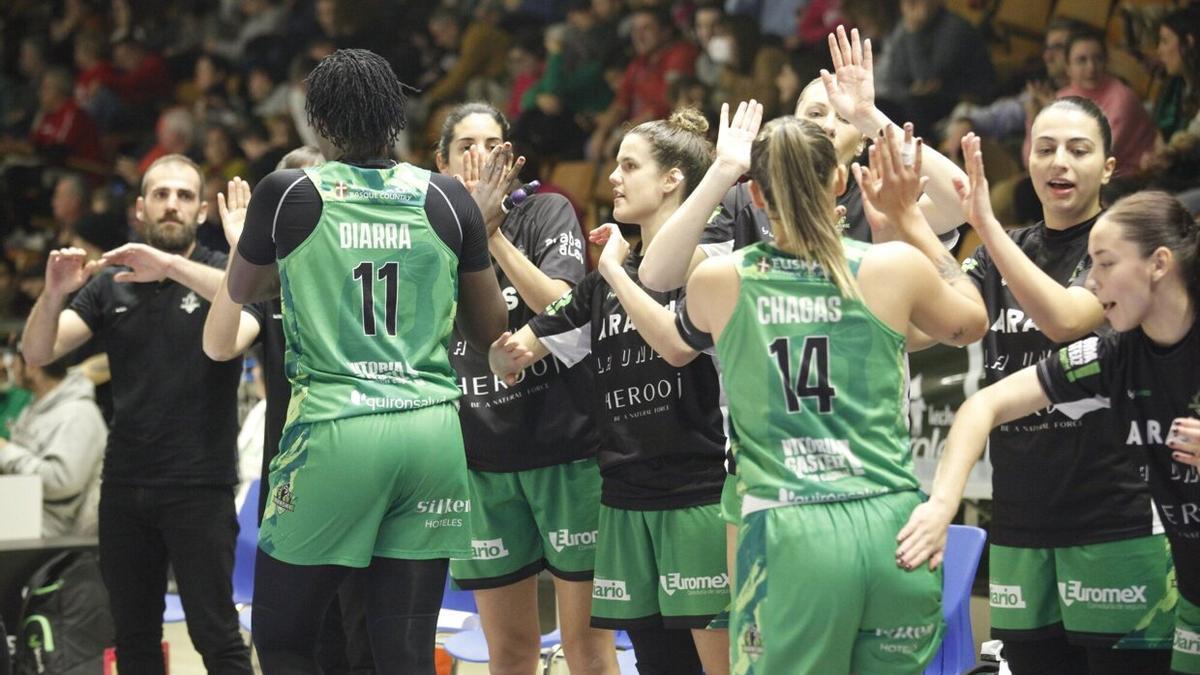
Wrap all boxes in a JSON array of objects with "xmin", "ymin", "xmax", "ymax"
[{"xmin": 750, "ymin": 117, "xmax": 858, "ymax": 298}]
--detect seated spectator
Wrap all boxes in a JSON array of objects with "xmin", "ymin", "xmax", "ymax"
[
  {"xmin": 419, "ymin": 5, "xmax": 511, "ymax": 115},
  {"xmin": 205, "ymin": 0, "xmax": 287, "ymax": 63},
  {"xmin": 1153, "ymin": 7, "xmax": 1200, "ymax": 142},
  {"xmin": 513, "ymin": 1, "xmax": 616, "ymax": 159},
  {"xmin": 794, "ymin": 0, "xmax": 851, "ymax": 51},
  {"xmin": 587, "ymin": 7, "xmax": 697, "ymax": 159},
  {"xmin": 247, "ymin": 64, "xmax": 290, "ymax": 119},
  {"xmin": 709, "ymin": 14, "xmax": 785, "ymax": 117},
  {"xmin": 941, "ymin": 18, "xmax": 1079, "ymax": 161},
  {"xmin": 725, "ymin": 0, "xmax": 806, "ymax": 41},
  {"xmin": 50, "ymin": 173, "xmax": 89, "ymax": 249},
  {"xmin": 110, "ymin": 37, "xmax": 170, "ymax": 110},
  {"xmin": 69, "ymin": 210, "xmax": 128, "ymax": 261},
  {"xmin": 881, "ymin": 0, "xmax": 995, "ymax": 136},
  {"xmin": 135, "ymin": 107, "xmax": 195, "ymax": 177},
  {"xmin": 28, "ymin": 68, "xmax": 103, "ymax": 166},
  {"xmin": 203, "ymin": 125, "xmax": 247, "ymax": 183},
  {"xmin": 1054, "ymin": 28, "xmax": 1157, "ymax": 174},
  {"xmin": 0, "ymin": 349, "xmax": 106, "ymax": 537},
  {"xmin": 190, "ymin": 53, "xmax": 243, "ymax": 130},
  {"xmin": 504, "ymin": 35, "xmax": 544, "ymax": 121},
  {"xmin": 2, "ymin": 37, "xmax": 48, "ymax": 136},
  {"xmin": 237, "ymin": 122, "xmax": 286, "ymax": 185},
  {"xmin": 0, "ymin": 347, "xmax": 32, "ymax": 438},
  {"xmin": 72, "ymin": 31, "xmax": 120, "ymax": 132},
  {"xmin": 692, "ymin": 1, "xmax": 724, "ymax": 88}
]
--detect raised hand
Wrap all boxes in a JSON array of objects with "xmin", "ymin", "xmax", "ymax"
[
  {"xmin": 593, "ymin": 223, "xmax": 630, "ymax": 280},
  {"xmin": 45, "ymin": 247, "xmax": 102, "ymax": 297},
  {"xmin": 217, "ymin": 176, "xmax": 252, "ymax": 249},
  {"xmin": 856, "ymin": 123, "xmax": 927, "ymax": 222},
  {"xmin": 469, "ymin": 142, "xmax": 526, "ymax": 236},
  {"xmin": 821, "ymin": 25, "xmax": 875, "ymax": 128},
  {"xmin": 101, "ymin": 243, "xmax": 176, "ymax": 283},
  {"xmin": 952, "ymin": 133, "xmax": 998, "ymax": 230},
  {"xmin": 714, "ymin": 100, "xmax": 763, "ymax": 175},
  {"xmin": 488, "ymin": 331, "xmax": 537, "ymax": 385},
  {"xmin": 457, "ymin": 145, "xmax": 484, "ymax": 194}
]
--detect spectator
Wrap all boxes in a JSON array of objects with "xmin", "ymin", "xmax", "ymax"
[
  {"xmin": 794, "ymin": 0, "xmax": 850, "ymax": 50},
  {"xmin": 136, "ymin": 107, "xmax": 195, "ymax": 176},
  {"xmin": 285, "ymin": 54, "xmax": 321, "ymax": 148},
  {"xmin": 724, "ymin": 0, "xmax": 807, "ymax": 41},
  {"xmin": 881, "ymin": 0, "xmax": 995, "ymax": 135},
  {"xmin": 50, "ymin": 174, "xmax": 89, "ymax": 248},
  {"xmin": 2, "ymin": 38, "xmax": 42, "ymax": 136},
  {"xmin": 0, "ymin": 346, "xmax": 32, "ymax": 439},
  {"xmin": 0, "ymin": 349, "xmax": 105, "ymax": 537},
  {"xmin": 692, "ymin": 1, "xmax": 725, "ymax": 88},
  {"xmin": 69, "ymin": 211, "xmax": 129, "ymax": 261},
  {"xmin": 237, "ymin": 122, "xmax": 286, "ymax": 185},
  {"xmin": 420, "ymin": 5, "xmax": 512, "ymax": 112},
  {"xmin": 190, "ymin": 53, "xmax": 243, "ymax": 130},
  {"xmin": 247, "ymin": 65, "xmax": 290, "ymax": 119},
  {"xmin": 504, "ymin": 35, "xmax": 544, "ymax": 120},
  {"xmin": 204, "ymin": 0, "xmax": 288, "ymax": 63},
  {"xmin": 941, "ymin": 18, "xmax": 1079, "ymax": 161},
  {"xmin": 1056, "ymin": 28, "xmax": 1157, "ymax": 174},
  {"xmin": 110, "ymin": 37, "xmax": 171, "ymax": 110},
  {"xmin": 514, "ymin": 1, "xmax": 616, "ymax": 160},
  {"xmin": 587, "ymin": 7, "xmax": 698, "ymax": 159},
  {"xmin": 1153, "ymin": 7, "xmax": 1200, "ymax": 142},
  {"xmin": 709, "ymin": 14, "xmax": 786, "ymax": 117},
  {"xmin": 29, "ymin": 68, "xmax": 103, "ymax": 166},
  {"xmin": 72, "ymin": 31, "xmax": 120, "ymax": 132}
]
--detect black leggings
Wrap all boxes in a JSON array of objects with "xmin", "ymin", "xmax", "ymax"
[
  {"xmin": 251, "ymin": 551, "xmax": 448, "ymax": 674},
  {"xmin": 626, "ymin": 625, "xmax": 704, "ymax": 675},
  {"xmin": 1003, "ymin": 635, "xmax": 1172, "ymax": 675}
]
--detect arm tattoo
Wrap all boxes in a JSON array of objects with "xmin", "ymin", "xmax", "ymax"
[{"xmin": 935, "ymin": 253, "xmax": 967, "ymax": 283}]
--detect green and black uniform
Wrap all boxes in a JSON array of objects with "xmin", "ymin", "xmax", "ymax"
[
  {"xmin": 528, "ymin": 252, "xmax": 728, "ymax": 630},
  {"xmin": 1039, "ymin": 321, "xmax": 1200, "ymax": 674},
  {"xmin": 962, "ymin": 217, "xmax": 1174, "ymax": 655},
  {"xmin": 238, "ymin": 160, "xmax": 491, "ymax": 567},
  {"xmin": 447, "ymin": 193, "xmax": 602, "ymax": 589},
  {"xmin": 714, "ymin": 240, "xmax": 943, "ymax": 674}
]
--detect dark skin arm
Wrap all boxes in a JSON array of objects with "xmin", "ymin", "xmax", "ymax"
[
  {"xmin": 456, "ymin": 267, "xmax": 508, "ymax": 353},
  {"xmin": 227, "ymin": 252, "xmax": 280, "ymax": 305}
]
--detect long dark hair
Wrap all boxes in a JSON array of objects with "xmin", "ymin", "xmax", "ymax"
[{"xmin": 436, "ymin": 102, "xmax": 510, "ymax": 165}]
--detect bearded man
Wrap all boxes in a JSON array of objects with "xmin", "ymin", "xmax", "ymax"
[{"xmin": 21, "ymin": 154, "xmax": 257, "ymax": 675}]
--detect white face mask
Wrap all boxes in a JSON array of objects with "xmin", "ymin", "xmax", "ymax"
[{"xmin": 707, "ymin": 35, "xmax": 734, "ymax": 65}]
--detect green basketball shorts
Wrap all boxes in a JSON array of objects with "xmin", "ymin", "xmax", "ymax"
[
  {"xmin": 732, "ymin": 491, "xmax": 944, "ymax": 674},
  {"xmin": 590, "ymin": 503, "xmax": 730, "ymax": 630},
  {"xmin": 989, "ymin": 535, "xmax": 1175, "ymax": 649},
  {"xmin": 1174, "ymin": 594, "xmax": 1200, "ymax": 674},
  {"xmin": 720, "ymin": 473, "xmax": 740, "ymax": 525},
  {"xmin": 450, "ymin": 458, "xmax": 601, "ymax": 589},
  {"xmin": 259, "ymin": 404, "xmax": 471, "ymax": 566}
]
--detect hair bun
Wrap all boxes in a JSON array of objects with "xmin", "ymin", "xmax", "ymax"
[{"xmin": 667, "ymin": 107, "xmax": 709, "ymax": 136}]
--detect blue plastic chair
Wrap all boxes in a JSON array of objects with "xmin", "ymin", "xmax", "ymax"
[
  {"xmin": 617, "ymin": 648, "xmax": 638, "ymax": 674},
  {"xmin": 923, "ymin": 524, "xmax": 987, "ymax": 675},
  {"xmin": 163, "ymin": 480, "xmax": 261, "ymax": 622},
  {"xmin": 437, "ymin": 575, "xmax": 481, "ymax": 633}
]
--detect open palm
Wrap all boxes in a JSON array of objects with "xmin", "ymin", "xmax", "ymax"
[
  {"xmin": 823, "ymin": 25, "xmax": 875, "ymax": 124},
  {"xmin": 714, "ymin": 100, "xmax": 763, "ymax": 174}
]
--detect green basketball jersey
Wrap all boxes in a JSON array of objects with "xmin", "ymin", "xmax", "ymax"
[
  {"xmin": 714, "ymin": 241, "xmax": 918, "ymax": 509},
  {"xmin": 277, "ymin": 161, "xmax": 461, "ymax": 427}
]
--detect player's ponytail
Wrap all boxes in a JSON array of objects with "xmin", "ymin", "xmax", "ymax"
[{"xmin": 749, "ymin": 117, "xmax": 858, "ymax": 298}]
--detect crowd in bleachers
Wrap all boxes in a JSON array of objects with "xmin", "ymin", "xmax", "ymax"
[{"xmin": 0, "ymin": 0, "xmax": 1198, "ymax": 329}]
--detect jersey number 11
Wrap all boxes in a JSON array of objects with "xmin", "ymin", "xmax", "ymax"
[{"xmin": 353, "ymin": 261, "xmax": 399, "ymax": 336}]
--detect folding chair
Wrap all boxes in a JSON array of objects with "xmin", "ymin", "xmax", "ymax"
[{"xmin": 924, "ymin": 525, "xmax": 988, "ymax": 675}]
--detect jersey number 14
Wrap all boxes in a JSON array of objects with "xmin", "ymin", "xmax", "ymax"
[
  {"xmin": 353, "ymin": 261, "xmax": 399, "ymax": 336},
  {"xmin": 768, "ymin": 336, "xmax": 836, "ymax": 414}
]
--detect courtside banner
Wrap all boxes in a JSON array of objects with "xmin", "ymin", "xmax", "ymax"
[{"xmin": 908, "ymin": 341, "xmax": 993, "ymax": 500}]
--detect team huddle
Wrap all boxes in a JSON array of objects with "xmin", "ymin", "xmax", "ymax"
[{"xmin": 33, "ymin": 24, "xmax": 1200, "ymax": 675}]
